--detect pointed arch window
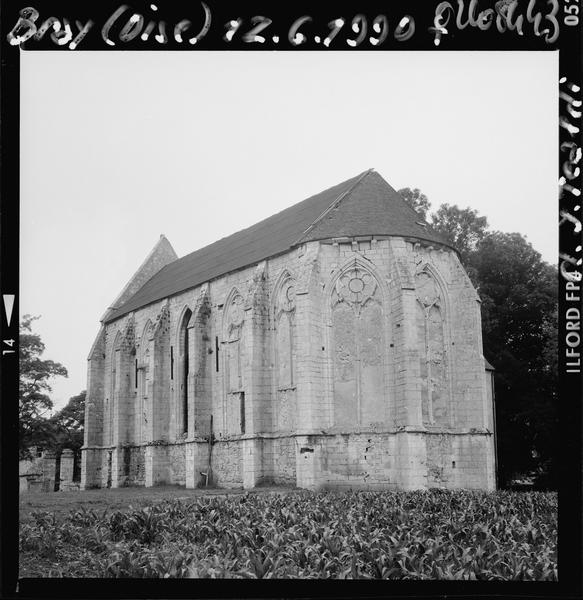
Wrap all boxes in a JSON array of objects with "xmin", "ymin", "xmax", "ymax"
[
  {"xmin": 274, "ymin": 276, "xmax": 296, "ymax": 389},
  {"xmin": 330, "ymin": 264, "xmax": 385, "ymax": 427},
  {"xmin": 225, "ymin": 294, "xmax": 244, "ymax": 392},
  {"xmin": 136, "ymin": 323, "xmax": 152, "ymax": 443},
  {"xmin": 222, "ymin": 293, "xmax": 246, "ymax": 435},
  {"xmin": 415, "ymin": 269, "xmax": 448, "ymax": 426},
  {"xmin": 178, "ymin": 309, "xmax": 192, "ymax": 435},
  {"xmin": 108, "ymin": 333, "xmax": 122, "ymax": 445}
]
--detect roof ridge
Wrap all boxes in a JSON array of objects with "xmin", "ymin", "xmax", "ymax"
[{"xmin": 294, "ymin": 168, "xmax": 374, "ymax": 246}]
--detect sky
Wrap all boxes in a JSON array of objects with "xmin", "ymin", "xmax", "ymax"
[{"xmin": 20, "ymin": 50, "xmax": 557, "ymax": 412}]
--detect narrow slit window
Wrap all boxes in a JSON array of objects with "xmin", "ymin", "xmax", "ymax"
[
  {"xmin": 183, "ymin": 325, "xmax": 189, "ymax": 434},
  {"xmin": 170, "ymin": 346, "xmax": 174, "ymax": 380},
  {"xmin": 215, "ymin": 336, "xmax": 219, "ymax": 372},
  {"xmin": 240, "ymin": 392, "xmax": 246, "ymax": 434},
  {"xmin": 179, "ymin": 310, "xmax": 192, "ymax": 436}
]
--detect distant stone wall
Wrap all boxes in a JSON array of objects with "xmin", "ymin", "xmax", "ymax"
[{"xmin": 20, "ymin": 449, "xmax": 80, "ymax": 493}]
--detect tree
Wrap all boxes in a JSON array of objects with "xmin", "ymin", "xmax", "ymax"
[
  {"xmin": 19, "ymin": 315, "xmax": 68, "ymax": 457},
  {"xmin": 470, "ymin": 232, "xmax": 558, "ymax": 488},
  {"xmin": 398, "ymin": 187, "xmax": 431, "ymax": 220},
  {"xmin": 49, "ymin": 390, "xmax": 86, "ymax": 452},
  {"xmin": 431, "ymin": 204, "xmax": 489, "ymax": 266}
]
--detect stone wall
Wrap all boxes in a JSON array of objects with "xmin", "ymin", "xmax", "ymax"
[
  {"xmin": 211, "ymin": 440, "xmax": 243, "ymax": 488},
  {"xmin": 20, "ymin": 449, "xmax": 81, "ymax": 493},
  {"xmin": 168, "ymin": 443, "xmax": 186, "ymax": 486},
  {"xmin": 123, "ymin": 446, "xmax": 146, "ymax": 487},
  {"xmin": 268, "ymin": 436, "xmax": 296, "ymax": 486},
  {"xmin": 19, "ymin": 451, "xmax": 53, "ymax": 493}
]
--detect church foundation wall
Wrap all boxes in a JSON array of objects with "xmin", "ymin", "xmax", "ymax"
[
  {"xmin": 99, "ymin": 449, "xmax": 112, "ymax": 488},
  {"xmin": 292, "ymin": 430, "xmax": 494, "ymax": 491},
  {"xmin": 80, "ymin": 448, "xmax": 103, "ymax": 489},
  {"xmin": 424, "ymin": 432, "xmax": 495, "ymax": 490},
  {"xmin": 319, "ymin": 433, "xmax": 400, "ymax": 491},
  {"xmin": 110, "ymin": 448, "xmax": 123, "ymax": 488},
  {"xmin": 168, "ymin": 443, "xmax": 186, "ymax": 486},
  {"xmin": 266, "ymin": 436, "xmax": 297, "ymax": 486},
  {"xmin": 185, "ymin": 441, "xmax": 208, "ymax": 488},
  {"xmin": 211, "ymin": 440, "xmax": 243, "ymax": 488},
  {"xmin": 123, "ymin": 445, "xmax": 146, "ymax": 487},
  {"xmin": 144, "ymin": 445, "xmax": 171, "ymax": 487}
]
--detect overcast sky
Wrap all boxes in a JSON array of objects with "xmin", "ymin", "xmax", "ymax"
[{"xmin": 20, "ymin": 50, "xmax": 557, "ymax": 412}]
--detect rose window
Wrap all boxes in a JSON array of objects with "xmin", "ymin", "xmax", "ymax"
[{"xmin": 334, "ymin": 267, "xmax": 378, "ymax": 313}]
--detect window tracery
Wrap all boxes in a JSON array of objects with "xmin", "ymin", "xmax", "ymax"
[
  {"xmin": 107, "ymin": 333, "xmax": 122, "ymax": 446},
  {"xmin": 415, "ymin": 268, "xmax": 448, "ymax": 426},
  {"xmin": 330, "ymin": 264, "xmax": 385, "ymax": 427},
  {"xmin": 274, "ymin": 276, "xmax": 296, "ymax": 390},
  {"xmin": 332, "ymin": 266, "xmax": 378, "ymax": 315},
  {"xmin": 137, "ymin": 323, "xmax": 153, "ymax": 440},
  {"xmin": 225, "ymin": 293, "xmax": 244, "ymax": 393}
]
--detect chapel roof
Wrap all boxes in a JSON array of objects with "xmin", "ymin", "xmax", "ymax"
[{"xmin": 105, "ymin": 169, "xmax": 452, "ymax": 323}]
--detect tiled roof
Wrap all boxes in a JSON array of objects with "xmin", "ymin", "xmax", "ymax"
[{"xmin": 106, "ymin": 170, "xmax": 451, "ymax": 322}]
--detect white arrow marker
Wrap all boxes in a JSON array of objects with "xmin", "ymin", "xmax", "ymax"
[{"xmin": 3, "ymin": 295, "xmax": 15, "ymax": 326}]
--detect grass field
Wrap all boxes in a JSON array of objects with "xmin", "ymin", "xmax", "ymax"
[
  {"xmin": 19, "ymin": 487, "xmax": 557, "ymax": 580},
  {"xmin": 19, "ymin": 484, "xmax": 281, "ymax": 521}
]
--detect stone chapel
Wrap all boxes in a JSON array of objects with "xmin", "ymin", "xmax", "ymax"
[{"xmin": 81, "ymin": 170, "xmax": 496, "ymax": 491}]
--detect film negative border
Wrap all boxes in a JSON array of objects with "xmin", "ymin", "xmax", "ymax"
[{"xmin": 1, "ymin": 0, "xmax": 581, "ymax": 598}]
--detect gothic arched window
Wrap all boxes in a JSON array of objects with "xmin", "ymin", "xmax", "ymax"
[
  {"xmin": 415, "ymin": 269, "xmax": 448, "ymax": 426},
  {"xmin": 137, "ymin": 322, "xmax": 153, "ymax": 442},
  {"xmin": 274, "ymin": 277, "xmax": 296, "ymax": 389},
  {"xmin": 178, "ymin": 309, "xmax": 192, "ymax": 435},
  {"xmin": 331, "ymin": 264, "xmax": 385, "ymax": 427},
  {"xmin": 225, "ymin": 294, "xmax": 244, "ymax": 393},
  {"xmin": 106, "ymin": 332, "xmax": 123, "ymax": 446},
  {"xmin": 222, "ymin": 292, "xmax": 246, "ymax": 435}
]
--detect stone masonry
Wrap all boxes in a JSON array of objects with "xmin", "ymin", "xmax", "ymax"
[{"xmin": 82, "ymin": 170, "xmax": 496, "ymax": 491}]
